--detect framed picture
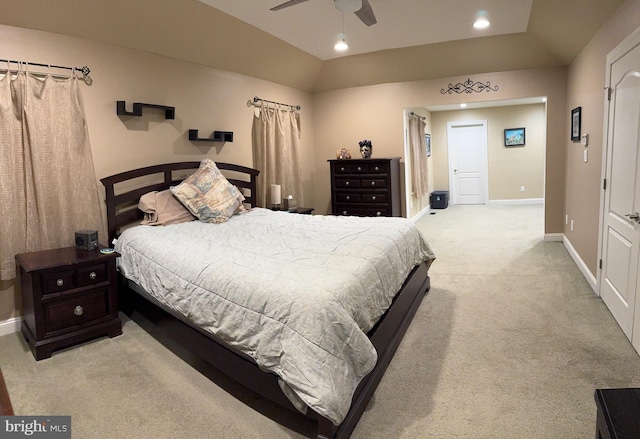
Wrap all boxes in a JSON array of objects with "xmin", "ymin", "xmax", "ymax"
[
  {"xmin": 571, "ymin": 107, "xmax": 581, "ymax": 141},
  {"xmin": 504, "ymin": 127, "xmax": 525, "ymax": 147},
  {"xmin": 425, "ymin": 133, "xmax": 431, "ymax": 157}
]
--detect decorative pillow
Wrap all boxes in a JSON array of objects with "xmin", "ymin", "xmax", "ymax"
[
  {"xmin": 170, "ymin": 159, "xmax": 245, "ymax": 223},
  {"xmin": 139, "ymin": 189, "xmax": 196, "ymax": 226}
]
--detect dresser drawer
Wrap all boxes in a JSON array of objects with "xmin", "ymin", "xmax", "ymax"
[
  {"xmin": 336, "ymin": 193, "xmax": 362, "ymax": 203},
  {"xmin": 334, "ymin": 163, "xmax": 352, "ymax": 173},
  {"xmin": 361, "ymin": 178, "xmax": 387, "ymax": 188},
  {"xmin": 45, "ymin": 289, "xmax": 109, "ymax": 333},
  {"xmin": 337, "ymin": 207, "xmax": 389, "ymax": 217},
  {"xmin": 362, "ymin": 193, "xmax": 388, "ymax": 203},
  {"xmin": 336, "ymin": 178, "xmax": 361, "ymax": 188}
]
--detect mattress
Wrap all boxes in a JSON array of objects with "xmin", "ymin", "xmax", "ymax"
[{"xmin": 115, "ymin": 208, "xmax": 435, "ymax": 425}]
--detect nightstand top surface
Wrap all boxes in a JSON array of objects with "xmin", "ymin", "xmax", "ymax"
[{"xmin": 16, "ymin": 245, "xmax": 119, "ymax": 273}]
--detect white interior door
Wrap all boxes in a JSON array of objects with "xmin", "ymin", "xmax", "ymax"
[
  {"xmin": 600, "ymin": 30, "xmax": 640, "ymax": 354},
  {"xmin": 447, "ymin": 121, "xmax": 488, "ymax": 205}
]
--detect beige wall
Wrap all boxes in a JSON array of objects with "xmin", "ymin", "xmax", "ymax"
[
  {"xmin": 430, "ymin": 104, "xmax": 546, "ymax": 201},
  {"xmin": 565, "ymin": 0, "xmax": 640, "ymax": 277},
  {"xmin": 0, "ymin": 24, "xmax": 315, "ymax": 322},
  {"xmin": 312, "ymin": 68, "xmax": 567, "ymax": 230}
]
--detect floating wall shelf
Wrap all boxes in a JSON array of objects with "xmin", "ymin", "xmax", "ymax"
[
  {"xmin": 188, "ymin": 129, "xmax": 234, "ymax": 143},
  {"xmin": 116, "ymin": 101, "xmax": 175, "ymax": 119}
]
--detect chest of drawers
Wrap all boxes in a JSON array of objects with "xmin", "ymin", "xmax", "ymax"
[
  {"xmin": 328, "ymin": 157, "xmax": 401, "ymax": 217},
  {"xmin": 17, "ymin": 246, "xmax": 122, "ymax": 360}
]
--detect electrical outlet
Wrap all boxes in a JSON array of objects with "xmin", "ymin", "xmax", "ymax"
[
  {"xmin": 520, "ymin": 186, "xmax": 525, "ymax": 192},
  {"xmin": 570, "ymin": 220, "xmax": 574, "ymax": 232}
]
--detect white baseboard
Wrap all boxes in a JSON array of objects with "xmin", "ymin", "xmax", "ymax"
[
  {"xmin": 488, "ymin": 198, "xmax": 544, "ymax": 205},
  {"xmin": 0, "ymin": 317, "xmax": 21, "ymax": 337},
  {"xmin": 410, "ymin": 206, "xmax": 431, "ymax": 223},
  {"xmin": 544, "ymin": 233, "xmax": 564, "ymax": 242},
  {"xmin": 562, "ymin": 234, "xmax": 597, "ymax": 294}
]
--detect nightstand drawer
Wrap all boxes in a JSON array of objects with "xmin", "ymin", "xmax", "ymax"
[
  {"xmin": 77, "ymin": 263, "xmax": 107, "ymax": 287},
  {"xmin": 43, "ymin": 271, "xmax": 75, "ymax": 294},
  {"xmin": 45, "ymin": 289, "xmax": 109, "ymax": 333}
]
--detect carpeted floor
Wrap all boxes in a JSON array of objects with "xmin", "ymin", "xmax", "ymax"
[{"xmin": 2, "ymin": 204, "xmax": 640, "ymax": 438}]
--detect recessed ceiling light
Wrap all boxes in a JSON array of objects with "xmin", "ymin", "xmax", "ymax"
[{"xmin": 474, "ymin": 11, "xmax": 490, "ymax": 29}]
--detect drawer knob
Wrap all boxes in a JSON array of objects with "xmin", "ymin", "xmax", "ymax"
[
  {"xmin": 56, "ymin": 279, "xmax": 64, "ymax": 287},
  {"xmin": 371, "ymin": 181, "xmax": 376, "ymax": 186},
  {"xmin": 73, "ymin": 305, "xmax": 84, "ymax": 316},
  {"xmin": 341, "ymin": 167, "xmax": 345, "ymax": 171},
  {"xmin": 343, "ymin": 211, "xmax": 348, "ymax": 215},
  {"xmin": 376, "ymin": 211, "xmax": 382, "ymax": 216},
  {"xmin": 357, "ymin": 166, "xmax": 362, "ymax": 171},
  {"xmin": 89, "ymin": 271, "xmax": 97, "ymax": 280},
  {"xmin": 346, "ymin": 196, "xmax": 350, "ymax": 200},
  {"xmin": 374, "ymin": 166, "xmax": 380, "ymax": 171},
  {"xmin": 345, "ymin": 181, "xmax": 350, "ymax": 186},
  {"xmin": 372, "ymin": 196, "xmax": 377, "ymax": 201}
]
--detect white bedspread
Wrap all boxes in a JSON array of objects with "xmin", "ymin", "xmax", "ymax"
[{"xmin": 115, "ymin": 208, "xmax": 435, "ymax": 425}]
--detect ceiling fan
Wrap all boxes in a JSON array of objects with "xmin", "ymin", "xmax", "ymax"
[{"xmin": 270, "ymin": 0, "xmax": 377, "ymax": 27}]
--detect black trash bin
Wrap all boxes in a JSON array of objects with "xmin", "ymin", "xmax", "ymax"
[{"xmin": 430, "ymin": 191, "xmax": 449, "ymax": 209}]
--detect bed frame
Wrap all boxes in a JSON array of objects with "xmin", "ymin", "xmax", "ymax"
[{"xmin": 100, "ymin": 161, "xmax": 431, "ymax": 439}]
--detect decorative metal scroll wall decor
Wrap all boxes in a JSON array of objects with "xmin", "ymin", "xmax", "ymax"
[{"xmin": 441, "ymin": 78, "xmax": 499, "ymax": 94}]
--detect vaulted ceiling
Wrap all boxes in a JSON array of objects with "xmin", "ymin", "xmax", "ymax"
[{"xmin": 0, "ymin": 0, "xmax": 625, "ymax": 92}]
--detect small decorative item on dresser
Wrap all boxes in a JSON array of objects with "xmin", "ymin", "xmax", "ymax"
[
  {"xmin": 75, "ymin": 229, "xmax": 98, "ymax": 250},
  {"xmin": 337, "ymin": 148, "xmax": 352, "ymax": 160},
  {"xmin": 359, "ymin": 140, "xmax": 372, "ymax": 158}
]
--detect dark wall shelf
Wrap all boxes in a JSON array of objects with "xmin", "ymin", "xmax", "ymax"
[
  {"xmin": 116, "ymin": 101, "xmax": 175, "ymax": 120},
  {"xmin": 188, "ymin": 129, "xmax": 234, "ymax": 143}
]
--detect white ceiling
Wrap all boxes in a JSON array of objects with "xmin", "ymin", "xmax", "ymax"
[{"xmin": 199, "ymin": 0, "xmax": 534, "ymax": 60}]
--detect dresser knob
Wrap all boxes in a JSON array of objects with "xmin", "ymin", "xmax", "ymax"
[
  {"xmin": 56, "ymin": 279, "xmax": 64, "ymax": 287},
  {"xmin": 345, "ymin": 181, "xmax": 350, "ymax": 186},
  {"xmin": 376, "ymin": 211, "xmax": 382, "ymax": 216},
  {"xmin": 89, "ymin": 272, "xmax": 97, "ymax": 280},
  {"xmin": 372, "ymin": 196, "xmax": 376, "ymax": 201},
  {"xmin": 346, "ymin": 196, "xmax": 350, "ymax": 200},
  {"xmin": 73, "ymin": 305, "xmax": 84, "ymax": 316},
  {"xmin": 374, "ymin": 166, "xmax": 380, "ymax": 171},
  {"xmin": 343, "ymin": 211, "xmax": 348, "ymax": 215},
  {"xmin": 371, "ymin": 181, "xmax": 376, "ymax": 186},
  {"xmin": 341, "ymin": 167, "xmax": 345, "ymax": 171},
  {"xmin": 357, "ymin": 166, "xmax": 362, "ymax": 171}
]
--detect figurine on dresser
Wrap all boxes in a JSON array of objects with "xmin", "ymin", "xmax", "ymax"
[{"xmin": 359, "ymin": 140, "xmax": 372, "ymax": 158}]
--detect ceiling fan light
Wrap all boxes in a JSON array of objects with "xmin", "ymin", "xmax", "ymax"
[
  {"xmin": 335, "ymin": 36, "xmax": 349, "ymax": 51},
  {"xmin": 335, "ymin": 0, "xmax": 362, "ymax": 13}
]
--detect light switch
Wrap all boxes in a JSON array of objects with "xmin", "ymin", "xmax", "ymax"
[
  {"xmin": 584, "ymin": 149, "xmax": 588, "ymax": 163},
  {"xmin": 581, "ymin": 133, "xmax": 589, "ymax": 146}
]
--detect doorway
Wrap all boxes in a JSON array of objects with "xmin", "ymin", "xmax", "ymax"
[{"xmin": 447, "ymin": 120, "xmax": 488, "ymax": 205}]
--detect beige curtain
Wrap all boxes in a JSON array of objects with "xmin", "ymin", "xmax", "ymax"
[
  {"xmin": 0, "ymin": 70, "xmax": 105, "ymax": 280},
  {"xmin": 251, "ymin": 106, "xmax": 303, "ymax": 208},
  {"xmin": 408, "ymin": 115, "xmax": 429, "ymax": 199}
]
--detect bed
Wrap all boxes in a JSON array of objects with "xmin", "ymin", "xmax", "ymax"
[{"xmin": 100, "ymin": 161, "xmax": 434, "ymax": 439}]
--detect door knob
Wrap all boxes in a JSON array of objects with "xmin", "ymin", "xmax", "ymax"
[{"xmin": 625, "ymin": 212, "xmax": 640, "ymax": 223}]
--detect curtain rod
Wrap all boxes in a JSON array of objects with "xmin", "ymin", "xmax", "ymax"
[
  {"xmin": 0, "ymin": 58, "xmax": 91, "ymax": 79},
  {"xmin": 409, "ymin": 111, "xmax": 426, "ymax": 121},
  {"xmin": 247, "ymin": 96, "xmax": 301, "ymax": 111}
]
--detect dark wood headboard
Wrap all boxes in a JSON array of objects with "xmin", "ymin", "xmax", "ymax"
[{"xmin": 100, "ymin": 162, "xmax": 259, "ymax": 244}]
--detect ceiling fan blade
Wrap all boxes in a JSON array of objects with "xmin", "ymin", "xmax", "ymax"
[
  {"xmin": 270, "ymin": 0, "xmax": 311, "ymax": 11},
  {"xmin": 354, "ymin": 0, "xmax": 377, "ymax": 26}
]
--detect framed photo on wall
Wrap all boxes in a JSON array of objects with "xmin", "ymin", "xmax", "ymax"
[
  {"xmin": 571, "ymin": 107, "xmax": 581, "ymax": 141},
  {"xmin": 425, "ymin": 133, "xmax": 431, "ymax": 157},
  {"xmin": 504, "ymin": 127, "xmax": 525, "ymax": 147}
]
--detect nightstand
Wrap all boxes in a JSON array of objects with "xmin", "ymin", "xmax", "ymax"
[{"xmin": 17, "ymin": 245, "xmax": 122, "ymax": 360}]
